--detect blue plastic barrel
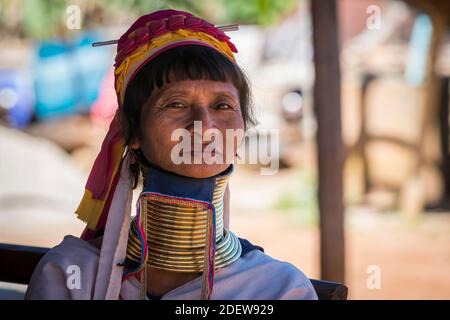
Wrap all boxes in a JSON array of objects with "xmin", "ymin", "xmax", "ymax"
[
  {"xmin": 0, "ymin": 69, "xmax": 35, "ymax": 128},
  {"xmin": 33, "ymin": 33, "xmax": 112, "ymax": 120}
]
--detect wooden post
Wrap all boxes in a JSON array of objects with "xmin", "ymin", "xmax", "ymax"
[{"xmin": 311, "ymin": 0, "xmax": 345, "ymax": 283}]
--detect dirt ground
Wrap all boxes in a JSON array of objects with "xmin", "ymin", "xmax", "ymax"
[
  {"xmin": 232, "ymin": 207, "xmax": 450, "ymax": 299},
  {"xmin": 230, "ymin": 167, "xmax": 450, "ymax": 300}
]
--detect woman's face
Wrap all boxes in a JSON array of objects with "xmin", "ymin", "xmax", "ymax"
[{"xmin": 134, "ymin": 79, "xmax": 244, "ymax": 178}]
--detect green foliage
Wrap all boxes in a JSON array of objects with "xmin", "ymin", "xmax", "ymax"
[
  {"xmin": 0, "ymin": 0, "xmax": 300, "ymax": 40},
  {"xmin": 22, "ymin": 0, "xmax": 67, "ymax": 39},
  {"xmin": 274, "ymin": 169, "xmax": 319, "ymax": 228},
  {"xmin": 222, "ymin": 0, "xmax": 299, "ymax": 25},
  {"xmin": 107, "ymin": 0, "xmax": 201, "ymax": 16}
]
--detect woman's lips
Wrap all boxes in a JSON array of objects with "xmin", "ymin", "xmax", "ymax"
[{"xmin": 184, "ymin": 142, "xmax": 223, "ymax": 157}]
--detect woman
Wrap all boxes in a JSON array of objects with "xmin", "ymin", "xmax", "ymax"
[{"xmin": 25, "ymin": 9, "xmax": 318, "ymax": 300}]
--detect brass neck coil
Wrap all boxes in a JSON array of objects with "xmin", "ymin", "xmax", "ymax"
[{"xmin": 126, "ymin": 171, "xmax": 242, "ymax": 272}]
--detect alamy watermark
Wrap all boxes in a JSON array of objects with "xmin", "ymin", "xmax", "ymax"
[
  {"xmin": 366, "ymin": 5, "xmax": 381, "ymax": 30},
  {"xmin": 66, "ymin": 4, "xmax": 82, "ymax": 30},
  {"xmin": 366, "ymin": 264, "xmax": 382, "ymax": 290},
  {"xmin": 66, "ymin": 265, "xmax": 81, "ymax": 290}
]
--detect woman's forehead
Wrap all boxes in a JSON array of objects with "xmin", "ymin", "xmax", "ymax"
[{"xmin": 152, "ymin": 79, "xmax": 239, "ymax": 98}]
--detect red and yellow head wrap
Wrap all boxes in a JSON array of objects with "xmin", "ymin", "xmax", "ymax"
[{"xmin": 76, "ymin": 9, "xmax": 238, "ymax": 239}]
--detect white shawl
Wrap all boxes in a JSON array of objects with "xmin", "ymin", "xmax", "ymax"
[
  {"xmin": 25, "ymin": 162, "xmax": 317, "ymax": 300},
  {"xmin": 25, "ymin": 234, "xmax": 317, "ymax": 300}
]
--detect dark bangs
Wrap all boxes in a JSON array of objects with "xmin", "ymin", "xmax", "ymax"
[{"xmin": 120, "ymin": 45, "xmax": 256, "ymax": 145}]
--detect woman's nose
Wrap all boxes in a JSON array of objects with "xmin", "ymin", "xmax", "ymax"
[{"xmin": 190, "ymin": 105, "xmax": 216, "ymax": 132}]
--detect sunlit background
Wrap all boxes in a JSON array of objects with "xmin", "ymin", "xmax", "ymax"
[{"xmin": 0, "ymin": 0, "xmax": 449, "ymax": 299}]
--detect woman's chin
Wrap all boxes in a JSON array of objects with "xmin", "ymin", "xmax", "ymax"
[{"xmin": 167, "ymin": 163, "xmax": 231, "ymax": 178}]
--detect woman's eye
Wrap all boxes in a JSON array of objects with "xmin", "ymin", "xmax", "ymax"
[
  {"xmin": 215, "ymin": 103, "xmax": 232, "ymax": 110},
  {"xmin": 165, "ymin": 102, "xmax": 186, "ymax": 109}
]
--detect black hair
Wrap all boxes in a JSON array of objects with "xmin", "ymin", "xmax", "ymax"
[{"xmin": 118, "ymin": 45, "xmax": 256, "ymax": 146}]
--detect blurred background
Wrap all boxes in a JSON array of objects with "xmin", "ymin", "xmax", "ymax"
[{"xmin": 0, "ymin": 0, "xmax": 449, "ymax": 299}]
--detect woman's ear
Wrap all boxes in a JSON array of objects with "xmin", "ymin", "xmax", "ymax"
[{"xmin": 130, "ymin": 138, "xmax": 140, "ymax": 149}]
